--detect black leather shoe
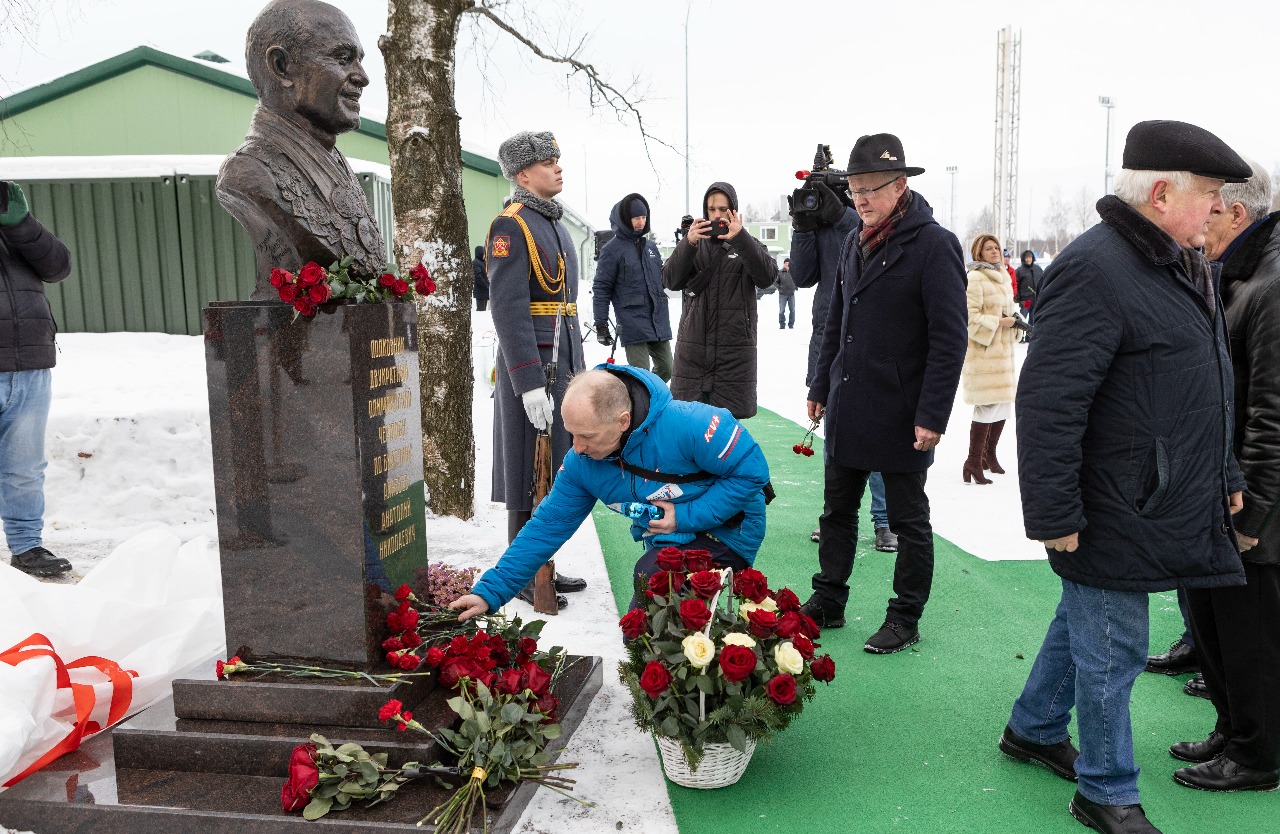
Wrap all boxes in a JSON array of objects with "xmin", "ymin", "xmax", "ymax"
[
  {"xmin": 1170, "ymin": 731, "xmax": 1228, "ymax": 763},
  {"xmin": 1173, "ymin": 756, "xmax": 1280, "ymax": 792},
  {"xmin": 1145, "ymin": 638, "xmax": 1199, "ymax": 675},
  {"xmin": 1183, "ymin": 674, "xmax": 1209, "ymax": 699},
  {"xmin": 11, "ymin": 546, "xmax": 72, "ymax": 577},
  {"xmin": 554, "ymin": 573, "xmax": 587, "ymax": 593},
  {"xmin": 999, "ymin": 725, "xmax": 1079, "ymax": 782},
  {"xmin": 873, "ymin": 527, "xmax": 899, "ymax": 552},
  {"xmin": 516, "ymin": 584, "xmax": 567, "ymax": 610},
  {"xmin": 799, "ymin": 599, "xmax": 845, "ymax": 629},
  {"xmin": 1069, "ymin": 792, "xmax": 1161, "ymax": 833},
  {"xmin": 864, "ymin": 620, "xmax": 919, "ymax": 654}
]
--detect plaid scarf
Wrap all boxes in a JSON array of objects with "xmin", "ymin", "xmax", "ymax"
[{"xmin": 859, "ymin": 185, "xmax": 912, "ymax": 261}]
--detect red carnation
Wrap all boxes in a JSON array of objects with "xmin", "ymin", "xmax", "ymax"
[
  {"xmin": 811, "ymin": 654, "xmax": 837, "ymax": 683},
  {"xmin": 298, "ymin": 262, "xmax": 327, "ymax": 287},
  {"xmin": 382, "ymin": 636, "xmax": 403, "ymax": 651},
  {"xmin": 395, "ymin": 584, "xmax": 412, "ymax": 601},
  {"xmin": 402, "ymin": 631, "xmax": 422, "ymax": 648},
  {"xmin": 687, "ymin": 570, "xmax": 723, "ymax": 599},
  {"xmin": 393, "ymin": 278, "xmax": 410, "ymax": 297},
  {"xmin": 378, "ymin": 273, "xmax": 396, "ymax": 288},
  {"xmin": 638, "ymin": 661, "xmax": 672, "ymax": 698},
  {"xmin": 719, "ymin": 644, "xmax": 758, "ymax": 683},
  {"xmin": 386, "ymin": 612, "xmax": 403, "ymax": 632},
  {"xmin": 684, "ymin": 549, "xmax": 714, "ymax": 572},
  {"xmin": 397, "ymin": 653, "xmax": 420, "ymax": 670},
  {"xmin": 793, "ymin": 633, "xmax": 816, "ymax": 660},
  {"xmin": 449, "ymin": 635, "xmax": 469, "ymax": 654},
  {"xmin": 647, "ymin": 570, "xmax": 685, "ymax": 597},
  {"xmin": 679, "ymin": 598, "xmax": 713, "ymax": 631},
  {"xmin": 425, "ymin": 646, "xmax": 446, "ymax": 667},
  {"xmin": 655, "ymin": 546, "xmax": 685, "ymax": 572},
  {"xmin": 733, "ymin": 568, "xmax": 770, "ymax": 603},
  {"xmin": 270, "ymin": 268, "xmax": 293, "ymax": 288},
  {"xmin": 747, "ymin": 608, "xmax": 779, "ymax": 638},
  {"xmin": 619, "ymin": 608, "xmax": 648, "ymax": 640},
  {"xmin": 396, "ymin": 709, "xmax": 414, "ymax": 731},
  {"xmin": 281, "ymin": 742, "xmax": 319, "ymax": 812},
  {"xmin": 278, "ymin": 283, "xmax": 300, "ymax": 302},
  {"xmin": 379, "ymin": 699, "xmax": 404, "ymax": 722},
  {"xmin": 774, "ymin": 587, "xmax": 801, "ymax": 612},
  {"xmin": 765, "ymin": 673, "xmax": 798, "ymax": 705}
]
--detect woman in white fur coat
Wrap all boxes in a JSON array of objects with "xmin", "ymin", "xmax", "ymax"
[{"xmin": 961, "ymin": 234, "xmax": 1018, "ymax": 484}]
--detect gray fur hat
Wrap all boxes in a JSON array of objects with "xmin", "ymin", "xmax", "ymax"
[{"xmin": 497, "ymin": 131, "xmax": 561, "ymax": 180}]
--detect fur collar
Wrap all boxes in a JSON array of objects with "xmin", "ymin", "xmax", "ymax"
[
  {"xmin": 1096, "ymin": 194, "xmax": 1181, "ymax": 266},
  {"xmin": 1222, "ymin": 212, "xmax": 1280, "ymax": 284},
  {"xmin": 511, "ymin": 186, "xmax": 563, "ymax": 221},
  {"xmin": 966, "ymin": 261, "xmax": 1005, "ymax": 276}
]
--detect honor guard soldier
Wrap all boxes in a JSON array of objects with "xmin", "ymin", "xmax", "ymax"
[{"xmin": 487, "ymin": 130, "xmax": 588, "ymax": 608}]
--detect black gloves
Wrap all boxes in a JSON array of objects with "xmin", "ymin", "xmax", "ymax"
[
  {"xmin": 812, "ymin": 181, "xmax": 847, "ymax": 226},
  {"xmin": 596, "ymin": 321, "xmax": 613, "ymax": 346}
]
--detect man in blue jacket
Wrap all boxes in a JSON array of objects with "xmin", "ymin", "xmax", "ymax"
[
  {"xmin": 801, "ymin": 134, "xmax": 968, "ymax": 655},
  {"xmin": 592, "ymin": 193, "xmax": 672, "ymax": 381},
  {"xmin": 1000, "ymin": 121, "xmax": 1250, "ymax": 834},
  {"xmin": 450, "ymin": 365, "xmax": 769, "ymax": 620}
]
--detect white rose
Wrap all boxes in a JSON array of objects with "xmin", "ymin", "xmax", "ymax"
[
  {"xmin": 682, "ymin": 633, "xmax": 716, "ymax": 668},
  {"xmin": 739, "ymin": 598, "xmax": 779, "ymax": 618},
  {"xmin": 721, "ymin": 632, "xmax": 757, "ymax": 649},
  {"xmin": 774, "ymin": 641, "xmax": 804, "ymax": 675}
]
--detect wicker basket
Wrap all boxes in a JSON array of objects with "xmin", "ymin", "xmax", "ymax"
[{"xmin": 653, "ymin": 568, "xmax": 757, "ymax": 789}]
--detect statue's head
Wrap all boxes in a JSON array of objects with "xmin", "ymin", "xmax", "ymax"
[{"xmin": 245, "ymin": 0, "xmax": 368, "ymax": 142}]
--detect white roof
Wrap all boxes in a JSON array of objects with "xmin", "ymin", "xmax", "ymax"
[{"xmin": 0, "ymin": 155, "xmax": 391, "ymax": 181}]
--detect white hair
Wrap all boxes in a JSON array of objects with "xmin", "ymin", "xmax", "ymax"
[
  {"xmin": 1221, "ymin": 157, "xmax": 1272, "ymax": 221},
  {"xmin": 1113, "ymin": 169, "xmax": 1193, "ymax": 209}
]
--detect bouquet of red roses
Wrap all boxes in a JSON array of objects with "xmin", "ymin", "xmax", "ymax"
[
  {"xmin": 619, "ymin": 547, "xmax": 836, "ymax": 779},
  {"xmin": 272, "ymin": 254, "xmax": 436, "ymax": 318}
]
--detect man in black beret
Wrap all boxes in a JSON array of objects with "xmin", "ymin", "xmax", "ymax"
[{"xmin": 998, "ymin": 120, "xmax": 1251, "ymax": 834}]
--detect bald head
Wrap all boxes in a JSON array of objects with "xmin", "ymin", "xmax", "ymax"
[{"xmin": 563, "ymin": 371, "xmax": 632, "ymax": 459}]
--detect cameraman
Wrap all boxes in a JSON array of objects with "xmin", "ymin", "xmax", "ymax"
[{"xmin": 662, "ymin": 182, "xmax": 776, "ymax": 418}]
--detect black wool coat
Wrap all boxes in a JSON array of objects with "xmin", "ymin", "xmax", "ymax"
[
  {"xmin": 1017, "ymin": 195, "xmax": 1245, "ymax": 592},
  {"xmin": 808, "ymin": 191, "xmax": 968, "ymax": 473},
  {"xmin": 791, "ymin": 206, "xmax": 858, "ymax": 386},
  {"xmin": 0, "ymin": 213, "xmax": 71, "ymax": 372}
]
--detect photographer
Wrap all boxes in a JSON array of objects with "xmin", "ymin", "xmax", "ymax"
[
  {"xmin": 592, "ymin": 193, "xmax": 672, "ymax": 381},
  {"xmin": 662, "ymin": 181, "xmax": 776, "ymax": 418}
]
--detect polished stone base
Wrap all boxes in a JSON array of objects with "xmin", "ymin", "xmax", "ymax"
[{"xmin": 0, "ymin": 656, "xmax": 602, "ymax": 833}]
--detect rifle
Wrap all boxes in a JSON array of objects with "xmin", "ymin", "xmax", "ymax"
[{"xmin": 528, "ymin": 309, "xmax": 562, "ymax": 615}]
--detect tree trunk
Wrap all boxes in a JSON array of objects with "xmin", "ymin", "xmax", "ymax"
[{"xmin": 381, "ymin": 0, "xmax": 477, "ymax": 519}]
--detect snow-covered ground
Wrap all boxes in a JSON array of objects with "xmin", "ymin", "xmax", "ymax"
[{"xmin": 6, "ymin": 285, "xmax": 1042, "ymax": 832}]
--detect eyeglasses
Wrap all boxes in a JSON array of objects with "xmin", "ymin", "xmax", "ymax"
[{"xmin": 848, "ymin": 177, "xmax": 901, "ymax": 197}]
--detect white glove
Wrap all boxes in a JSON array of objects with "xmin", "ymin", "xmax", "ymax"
[{"xmin": 522, "ymin": 388, "xmax": 554, "ymax": 431}]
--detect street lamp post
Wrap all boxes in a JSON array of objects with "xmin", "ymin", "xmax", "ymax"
[
  {"xmin": 684, "ymin": 1, "xmax": 693, "ymax": 215},
  {"xmin": 1098, "ymin": 96, "xmax": 1115, "ymax": 196},
  {"xmin": 946, "ymin": 166, "xmax": 958, "ymax": 231}
]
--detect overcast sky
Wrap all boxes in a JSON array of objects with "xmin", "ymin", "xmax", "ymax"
[{"xmin": 4, "ymin": 0, "xmax": 1279, "ymax": 248}]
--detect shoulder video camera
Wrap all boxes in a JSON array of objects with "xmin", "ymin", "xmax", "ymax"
[{"xmin": 792, "ymin": 144, "xmax": 849, "ymax": 215}]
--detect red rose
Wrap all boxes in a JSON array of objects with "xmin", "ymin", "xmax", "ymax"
[
  {"xmin": 518, "ymin": 637, "xmax": 538, "ymax": 656},
  {"xmin": 718, "ymin": 644, "xmax": 757, "ymax": 683},
  {"xmin": 490, "ymin": 645, "xmax": 512, "ymax": 667},
  {"xmin": 298, "ymin": 262, "xmax": 327, "ymax": 287},
  {"xmin": 476, "ymin": 671, "xmax": 496, "ymax": 690},
  {"xmin": 619, "ymin": 608, "xmax": 648, "ymax": 640},
  {"xmin": 379, "ymin": 699, "xmax": 404, "ymax": 722},
  {"xmin": 638, "ymin": 661, "xmax": 672, "ymax": 697},
  {"xmin": 293, "ymin": 297, "xmax": 316, "ymax": 317},
  {"xmin": 792, "ymin": 444, "xmax": 803, "ymax": 454},
  {"xmin": 733, "ymin": 568, "xmax": 770, "ymax": 603},
  {"xmin": 797, "ymin": 611, "xmax": 821, "ymax": 639},
  {"xmin": 774, "ymin": 587, "xmax": 801, "ymax": 612},
  {"xmin": 811, "ymin": 654, "xmax": 836, "ymax": 683},
  {"xmin": 792, "ymin": 633, "xmax": 816, "ymax": 660},
  {"xmin": 409, "ymin": 262, "xmax": 430, "ymax": 281},
  {"xmin": 679, "ymin": 598, "xmax": 713, "ymax": 631},
  {"xmin": 747, "ymin": 609, "xmax": 779, "ymax": 638},
  {"xmin": 495, "ymin": 667, "xmax": 523, "ymax": 695},
  {"xmin": 379, "ymin": 273, "xmax": 397, "ymax": 288},
  {"xmin": 439, "ymin": 659, "xmax": 472, "ymax": 689},
  {"xmin": 647, "ymin": 571, "xmax": 685, "ymax": 597},
  {"xmin": 684, "ymin": 549, "xmax": 714, "ymax": 572},
  {"xmin": 393, "ymin": 278, "xmax": 410, "ymax": 297},
  {"xmin": 425, "ymin": 646, "xmax": 446, "ymax": 667},
  {"xmin": 270, "ymin": 268, "xmax": 293, "ymax": 288},
  {"xmin": 281, "ymin": 742, "xmax": 319, "ymax": 811},
  {"xmin": 655, "ymin": 546, "xmax": 685, "ymax": 572},
  {"xmin": 687, "ymin": 570, "xmax": 723, "ymax": 599},
  {"xmin": 278, "ymin": 283, "xmax": 299, "ymax": 302},
  {"xmin": 520, "ymin": 661, "xmax": 553, "ymax": 695},
  {"xmin": 775, "ymin": 611, "xmax": 802, "ymax": 639},
  {"xmin": 803, "ymin": 447, "xmax": 815, "ymax": 457},
  {"xmin": 415, "ymin": 276, "xmax": 436, "ymax": 295},
  {"xmin": 535, "ymin": 691, "xmax": 559, "ymax": 722},
  {"xmin": 765, "ymin": 673, "xmax": 798, "ymax": 705},
  {"xmin": 308, "ymin": 283, "xmax": 331, "ymax": 304}
]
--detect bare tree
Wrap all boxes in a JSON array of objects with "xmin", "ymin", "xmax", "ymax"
[
  {"xmin": 1071, "ymin": 186, "xmax": 1098, "ymax": 237},
  {"xmin": 380, "ymin": 0, "xmax": 666, "ymax": 519},
  {"xmin": 1042, "ymin": 188, "xmax": 1070, "ymax": 255}
]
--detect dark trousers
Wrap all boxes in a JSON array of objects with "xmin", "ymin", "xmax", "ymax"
[
  {"xmin": 812, "ymin": 463, "xmax": 933, "ymax": 627},
  {"xmin": 1186, "ymin": 562, "xmax": 1280, "ymax": 771},
  {"xmin": 627, "ymin": 532, "xmax": 749, "ymax": 611}
]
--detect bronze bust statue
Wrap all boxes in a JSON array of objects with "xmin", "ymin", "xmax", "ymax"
[{"xmin": 217, "ymin": 0, "xmax": 386, "ymax": 300}]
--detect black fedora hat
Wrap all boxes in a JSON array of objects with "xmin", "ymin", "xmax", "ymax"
[{"xmin": 845, "ymin": 133, "xmax": 925, "ymax": 178}]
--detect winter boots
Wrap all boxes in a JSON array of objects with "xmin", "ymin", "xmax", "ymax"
[
  {"xmin": 984, "ymin": 420, "xmax": 1007, "ymax": 474},
  {"xmin": 963, "ymin": 422, "xmax": 993, "ymax": 485}
]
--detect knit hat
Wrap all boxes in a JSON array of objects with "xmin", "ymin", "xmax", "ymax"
[
  {"xmin": 628, "ymin": 198, "xmax": 647, "ymax": 218},
  {"xmin": 1122, "ymin": 120, "xmax": 1250, "ymax": 183},
  {"xmin": 497, "ymin": 131, "xmax": 560, "ymax": 180}
]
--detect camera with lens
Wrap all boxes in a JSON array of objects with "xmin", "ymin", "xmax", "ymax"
[
  {"xmin": 675, "ymin": 214, "xmax": 694, "ymax": 242},
  {"xmin": 1010, "ymin": 309, "xmax": 1032, "ymax": 334},
  {"xmin": 791, "ymin": 144, "xmax": 849, "ymax": 218}
]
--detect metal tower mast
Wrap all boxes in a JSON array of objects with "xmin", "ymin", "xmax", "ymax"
[{"xmin": 992, "ymin": 26, "xmax": 1021, "ymax": 253}]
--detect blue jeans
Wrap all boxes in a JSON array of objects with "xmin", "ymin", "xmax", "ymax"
[
  {"xmin": 1009, "ymin": 578, "xmax": 1149, "ymax": 806},
  {"xmin": 868, "ymin": 471, "xmax": 888, "ymax": 529},
  {"xmin": 778, "ymin": 295, "xmax": 795, "ymax": 327},
  {"xmin": 0, "ymin": 369, "xmax": 51, "ymax": 555}
]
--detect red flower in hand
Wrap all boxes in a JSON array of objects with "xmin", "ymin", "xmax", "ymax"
[
  {"xmin": 679, "ymin": 598, "xmax": 713, "ymax": 631},
  {"xmin": 719, "ymin": 644, "xmax": 757, "ymax": 683},
  {"xmin": 734, "ymin": 568, "xmax": 770, "ymax": 603},
  {"xmin": 281, "ymin": 742, "xmax": 319, "ymax": 811},
  {"xmin": 811, "ymin": 654, "xmax": 837, "ymax": 683},
  {"xmin": 638, "ymin": 661, "xmax": 672, "ymax": 697},
  {"xmin": 655, "ymin": 546, "xmax": 685, "ymax": 572},
  {"xmin": 619, "ymin": 608, "xmax": 648, "ymax": 640},
  {"xmin": 765, "ymin": 673, "xmax": 798, "ymax": 705},
  {"xmin": 684, "ymin": 549, "xmax": 714, "ymax": 572}
]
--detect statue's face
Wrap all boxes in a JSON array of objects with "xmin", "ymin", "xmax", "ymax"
[{"xmin": 288, "ymin": 8, "xmax": 368, "ymax": 137}]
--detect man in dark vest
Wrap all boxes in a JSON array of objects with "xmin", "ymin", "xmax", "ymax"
[
  {"xmin": 216, "ymin": 0, "xmax": 385, "ymax": 300},
  {"xmin": 487, "ymin": 131, "xmax": 588, "ymax": 608}
]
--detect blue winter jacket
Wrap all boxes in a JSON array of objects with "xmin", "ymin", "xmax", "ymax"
[
  {"xmin": 592, "ymin": 194, "xmax": 671, "ymax": 345},
  {"xmin": 471, "ymin": 364, "xmax": 770, "ymax": 612}
]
